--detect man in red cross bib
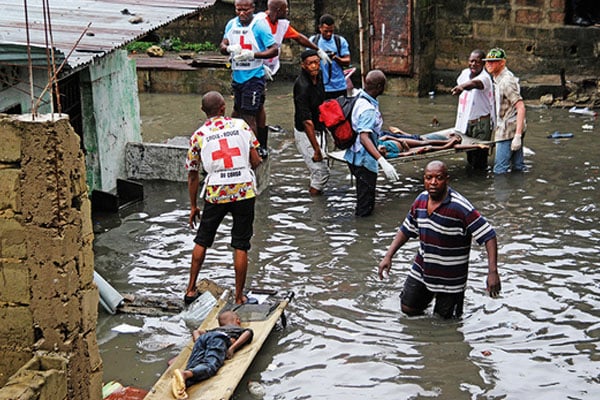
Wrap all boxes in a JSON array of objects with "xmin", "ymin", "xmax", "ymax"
[
  {"xmin": 220, "ymin": 0, "xmax": 278, "ymax": 155},
  {"xmin": 184, "ymin": 91, "xmax": 262, "ymax": 305},
  {"xmin": 451, "ymin": 49, "xmax": 495, "ymax": 170}
]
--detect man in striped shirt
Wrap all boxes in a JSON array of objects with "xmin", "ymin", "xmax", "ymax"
[{"xmin": 378, "ymin": 160, "xmax": 500, "ymax": 318}]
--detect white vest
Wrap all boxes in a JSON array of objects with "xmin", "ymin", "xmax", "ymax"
[
  {"xmin": 454, "ymin": 68, "xmax": 495, "ymax": 133},
  {"xmin": 226, "ymin": 16, "xmax": 264, "ymax": 71},
  {"xmin": 258, "ymin": 12, "xmax": 289, "ymax": 75},
  {"xmin": 199, "ymin": 118, "xmax": 255, "ymax": 186}
]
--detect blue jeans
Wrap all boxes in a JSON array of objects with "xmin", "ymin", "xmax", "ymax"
[
  {"xmin": 493, "ymin": 139, "xmax": 526, "ymax": 174},
  {"xmin": 185, "ymin": 331, "xmax": 228, "ymax": 386}
]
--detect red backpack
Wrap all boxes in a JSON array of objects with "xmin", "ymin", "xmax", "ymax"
[{"xmin": 318, "ymin": 96, "xmax": 359, "ymax": 150}]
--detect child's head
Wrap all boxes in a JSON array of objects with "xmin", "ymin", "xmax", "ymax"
[{"xmin": 218, "ymin": 310, "xmax": 241, "ymax": 326}]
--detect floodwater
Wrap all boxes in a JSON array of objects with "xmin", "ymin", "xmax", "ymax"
[{"xmin": 95, "ymin": 81, "xmax": 600, "ymax": 399}]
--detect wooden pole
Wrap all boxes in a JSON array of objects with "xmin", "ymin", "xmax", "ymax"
[{"xmin": 357, "ymin": 0, "xmax": 366, "ymax": 86}]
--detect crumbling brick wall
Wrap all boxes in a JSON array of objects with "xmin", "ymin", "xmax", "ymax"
[
  {"xmin": 0, "ymin": 114, "xmax": 101, "ymax": 400},
  {"xmin": 433, "ymin": 0, "xmax": 600, "ymax": 86}
]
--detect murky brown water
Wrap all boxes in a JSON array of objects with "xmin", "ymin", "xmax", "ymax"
[{"xmin": 95, "ymin": 81, "xmax": 599, "ymax": 399}]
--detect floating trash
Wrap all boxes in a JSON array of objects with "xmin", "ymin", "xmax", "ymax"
[
  {"xmin": 111, "ymin": 323, "xmax": 143, "ymax": 334},
  {"xmin": 268, "ymin": 125, "xmax": 286, "ymax": 133},
  {"xmin": 547, "ymin": 131, "xmax": 574, "ymax": 139},
  {"xmin": 248, "ymin": 380, "xmax": 266, "ymax": 398},
  {"xmin": 523, "ymin": 146, "xmax": 536, "ymax": 156},
  {"xmin": 568, "ymin": 106, "xmax": 597, "ymax": 117}
]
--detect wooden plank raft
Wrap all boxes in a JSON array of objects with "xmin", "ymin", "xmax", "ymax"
[
  {"xmin": 327, "ymin": 128, "xmax": 494, "ymax": 165},
  {"xmin": 144, "ymin": 289, "xmax": 293, "ymax": 400}
]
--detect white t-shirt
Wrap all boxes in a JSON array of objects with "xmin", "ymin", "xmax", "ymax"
[{"xmin": 454, "ymin": 68, "xmax": 495, "ymax": 133}]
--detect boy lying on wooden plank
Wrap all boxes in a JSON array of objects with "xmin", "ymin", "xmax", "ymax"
[{"xmin": 171, "ymin": 310, "xmax": 253, "ymax": 400}]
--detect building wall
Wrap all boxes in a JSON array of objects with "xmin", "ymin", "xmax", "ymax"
[
  {"xmin": 1, "ymin": 49, "xmax": 143, "ymax": 194},
  {"xmin": 80, "ymin": 50, "xmax": 142, "ymax": 193},
  {"xmin": 0, "ymin": 114, "xmax": 101, "ymax": 399},
  {"xmin": 152, "ymin": 0, "xmax": 599, "ymax": 97},
  {"xmin": 0, "ymin": 65, "xmax": 55, "ymax": 114},
  {"xmin": 432, "ymin": 0, "xmax": 600, "ymax": 92}
]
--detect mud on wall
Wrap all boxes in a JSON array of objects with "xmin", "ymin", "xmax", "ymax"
[
  {"xmin": 0, "ymin": 115, "xmax": 101, "ymax": 400},
  {"xmin": 80, "ymin": 50, "xmax": 142, "ymax": 194}
]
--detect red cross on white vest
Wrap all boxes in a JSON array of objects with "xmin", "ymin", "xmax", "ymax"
[
  {"xmin": 459, "ymin": 92, "xmax": 469, "ymax": 112},
  {"xmin": 212, "ymin": 138, "xmax": 242, "ymax": 168},
  {"xmin": 239, "ymin": 36, "xmax": 252, "ymax": 51}
]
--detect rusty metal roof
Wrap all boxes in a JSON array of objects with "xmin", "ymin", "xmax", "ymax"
[{"xmin": 0, "ymin": 0, "xmax": 217, "ymax": 70}]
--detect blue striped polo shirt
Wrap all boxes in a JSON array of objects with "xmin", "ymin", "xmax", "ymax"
[{"xmin": 400, "ymin": 188, "xmax": 496, "ymax": 293}]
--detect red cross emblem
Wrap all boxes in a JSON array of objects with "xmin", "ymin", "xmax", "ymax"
[
  {"xmin": 459, "ymin": 92, "xmax": 468, "ymax": 112},
  {"xmin": 212, "ymin": 138, "xmax": 241, "ymax": 168},
  {"xmin": 239, "ymin": 36, "xmax": 252, "ymax": 50}
]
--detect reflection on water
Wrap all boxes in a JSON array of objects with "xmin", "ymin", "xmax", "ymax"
[{"xmin": 95, "ymin": 82, "xmax": 599, "ymax": 398}]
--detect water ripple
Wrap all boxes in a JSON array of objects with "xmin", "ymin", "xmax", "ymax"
[{"xmin": 96, "ymin": 91, "xmax": 600, "ymax": 398}]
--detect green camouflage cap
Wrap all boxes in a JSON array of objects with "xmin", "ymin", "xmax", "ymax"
[{"xmin": 483, "ymin": 48, "xmax": 506, "ymax": 61}]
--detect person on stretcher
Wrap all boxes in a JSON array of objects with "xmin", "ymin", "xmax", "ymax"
[{"xmin": 378, "ymin": 126, "xmax": 488, "ymax": 158}]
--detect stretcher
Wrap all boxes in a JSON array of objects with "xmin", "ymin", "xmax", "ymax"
[
  {"xmin": 144, "ymin": 286, "xmax": 293, "ymax": 400},
  {"xmin": 326, "ymin": 128, "xmax": 494, "ymax": 165}
]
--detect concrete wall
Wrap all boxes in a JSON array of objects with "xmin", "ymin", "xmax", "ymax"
[
  {"xmin": 137, "ymin": 66, "xmax": 232, "ymax": 95},
  {"xmin": 81, "ymin": 50, "xmax": 142, "ymax": 193},
  {"xmin": 1, "ymin": 49, "xmax": 144, "ymax": 194},
  {"xmin": 126, "ymin": 142, "xmax": 188, "ymax": 182},
  {"xmin": 0, "ymin": 114, "xmax": 101, "ymax": 400},
  {"xmin": 0, "ymin": 65, "xmax": 56, "ymax": 114}
]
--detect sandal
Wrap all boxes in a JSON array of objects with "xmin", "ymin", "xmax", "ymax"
[
  {"xmin": 183, "ymin": 291, "xmax": 200, "ymax": 305},
  {"xmin": 171, "ymin": 369, "xmax": 188, "ymax": 400},
  {"xmin": 242, "ymin": 294, "xmax": 259, "ymax": 305}
]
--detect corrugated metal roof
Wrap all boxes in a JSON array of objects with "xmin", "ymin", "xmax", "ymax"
[
  {"xmin": 0, "ymin": 42, "xmax": 66, "ymax": 66},
  {"xmin": 0, "ymin": 0, "xmax": 217, "ymax": 70}
]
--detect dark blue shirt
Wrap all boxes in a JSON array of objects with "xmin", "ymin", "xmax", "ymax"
[{"xmin": 400, "ymin": 188, "xmax": 496, "ymax": 293}]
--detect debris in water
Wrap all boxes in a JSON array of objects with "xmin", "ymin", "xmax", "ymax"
[
  {"xmin": 568, "ymin": 106, "xmax": 597, "ymax": 117},
  {"xmin": 111, "ymin": 323, "xmax": 143, "ymax": 334},
  {"xmin": 547, "ymin": 131, "xmax": 574, "ymax": 139},
  {"xmin": 582, "ymin": 124, "xmax": 594, "ymax": 131},
  {"xmin": 248, "ymin": 380, "xmax": 266, "ymax": 398}
]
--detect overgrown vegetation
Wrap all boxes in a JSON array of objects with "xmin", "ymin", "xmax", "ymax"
[
  {"xmin": 125, "ymin": 38, "xmax": 217, "ymax": 53},
  {"xmin": 125, "ymin": 41, "xmax": 155, "ymax": 53}
]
